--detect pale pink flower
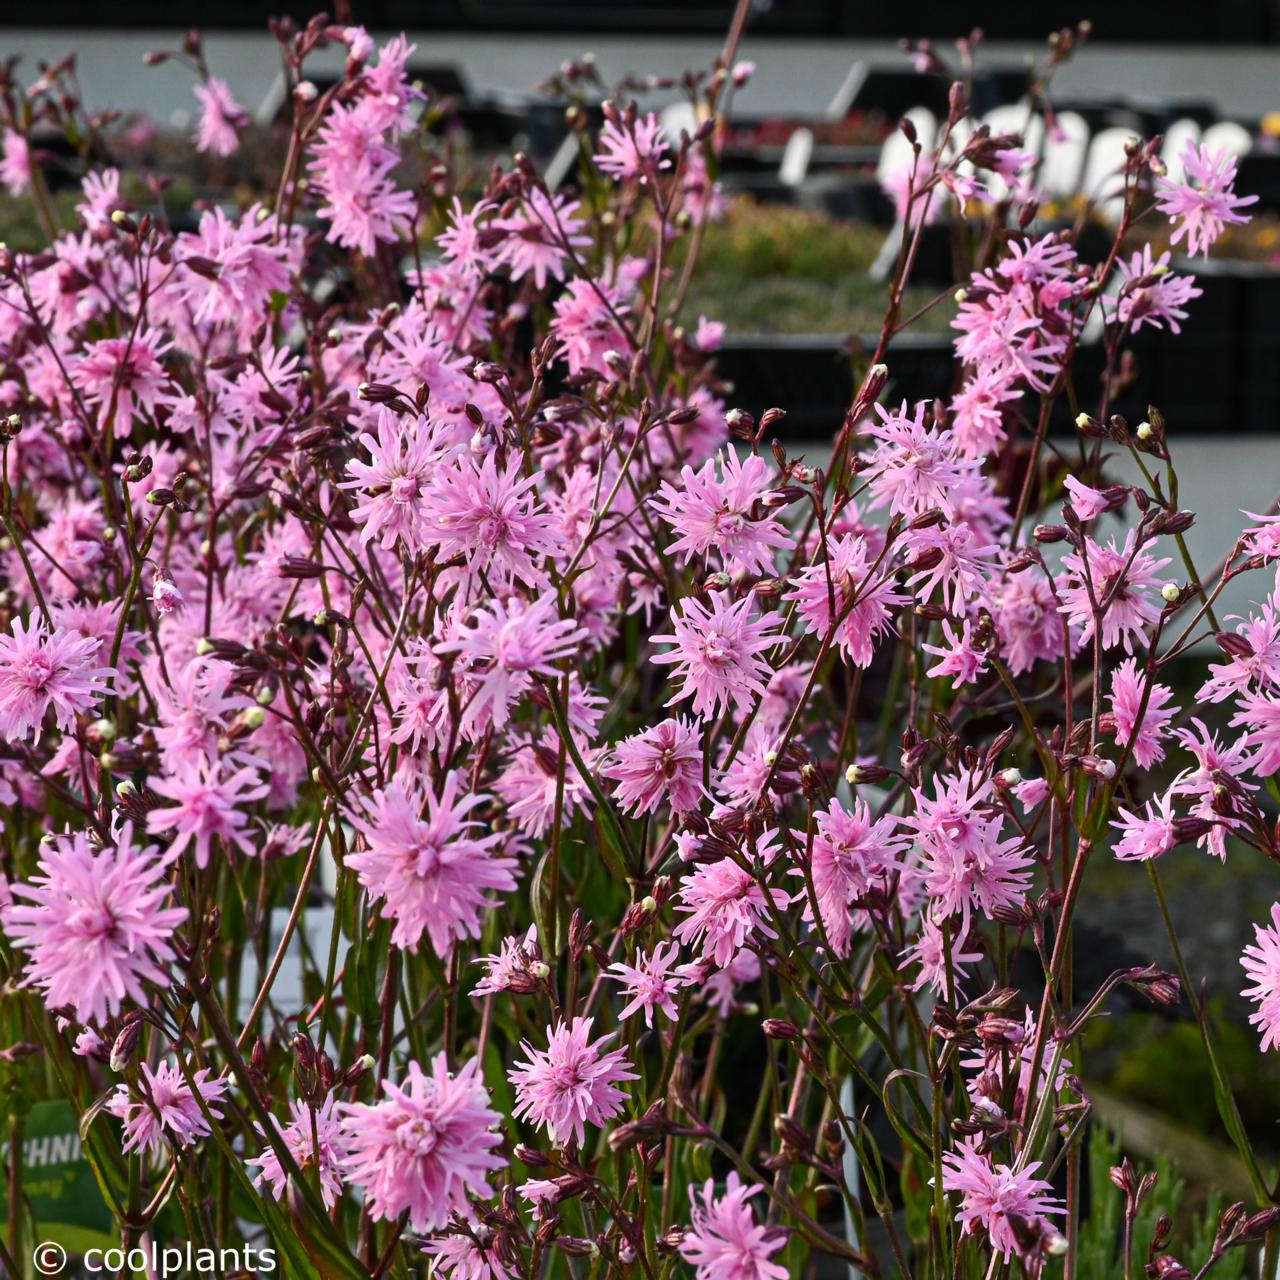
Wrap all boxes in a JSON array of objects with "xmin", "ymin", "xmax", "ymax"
[
  {"xmin": 595, "ymin": 112, "xmax": 671, "ymax": 182},
  {"xmin": 249, "ymin": 1096, "xmax": 348, "ymax": 1209},
  {"xmin": 422, "ymin": 1235, "xmax": 514, "ymax": 1280},
  {"xmin": 342, "ymin": 410, "xmax": 445, "ymax": 551},
  {"xmin": 651, "ymin": 591, "xmax": 783, "ymax": 719},
  {"xmin": 492, "ymin": 189, "xmax": 591, "ymax": 290},
  {"xmin": 346, "ymin": 773, "xmax": 516, "ymax": 955},
  {"xmin": 1199, "ymin": 595, "xmax": 1280, "ymax": 702},
  {"xmin": 603, "ymin": 717, "xmax": 705, "ymax": 816},
  {"xmin": 107, "ymin": 1062, "xmax": 227, "ymax": 1157},
  {"xmin": 905, "ymin": 770, "xmax": 1034, "ymax": 928},
  {"xmin": 174, "ymin": 203, "xmax": 298, "ymax": 339},
  {"xmin": 1111, "ymin": 791, "xmax": 1180, "ymax": 861},
  {"xmin": 510, "ymin": 1016, "xmax": 636, "ymax": 1146},
  {"xmin": 673, "ymin": 836, "xmax": 790, "ymax": 968},
  {"xmin": 902, "ymin": 917, "xmax": 983, "ymax": 997},
  {"xmin": 865, "ymin": 401, "xmax": 977, "ymax": 519},
  {"xmin": 651, "ymin": 449, "xmax": 792, "ymax": 577},
  {"xmin": 1113, "ymin": 245, "xmax": 1201, "ymax": 333},
  {"xmin": 1231, "ymin": 690, "xmax": 1280, "ymax": 776},
  {"xmin": 923, "ymin": 618, "xmax": 989, "ymax": 686},
  {"xmin": 435, "ymin": 594, "xmax": 587, "ymax": 734},
  {"xmin": 473, "ymin": 925, "xmax": 541, "ymax": 996},
  {"xmin": 341, "ymin": 1055, "xmax": 505, "ymax": 1232},
  {"xmin": 1172, "ymin": 718, "xmax": 1255, "ymax": 858},
  {"xmin": 1155, "ymin": 140, "xmax": 1257, "ymax": 257},
  {"xmin": 607, "ymin": 941, "xmax": 697, "ymax": 1027},
  {"xmin": 423, "ymin": 455, "xmax": 562, "ymax": 588},
  {"xmin": 992, "ymin": 571, "xmax": 1067, "ymax": 675},
  {"xmin": 1241, "ymin": 904, "xmax": 1280, "ymax": 1053},
  {"xmin": 1, "ymin": 824, "xmax": 186, "ymax": 1025},
  {"xmin": 949, "ymin": 368, "xmax": 1020, "ymax": 457},
  {"xmin": 1062, "ymin": 474, "xmax": 1110, "ymax": 521},
  {"xmin": 793, "ymin": 797, "xmax": 907, "ymax": 957},
  {"xmin": 786, "ymin": 533, "xmax": 906, "ymax": 667},
  {"xmin": 0, "ymin": 130, "xmax": 31, "ymax": 195},
  {"xmin": 0, "ymin": 615, "xmax": 114, "ymax": 743},
  {"xmin": 1058, "ymin": 530, "xmax": 1171, "ymax": 654},
  {"xmin": 147, "ymin": 757, "xmax": 269, "ymax": 867},
  {"xmin": 941, "ymin": 1137, "xmax": 1063, "ymax": 1259},
  {"xmin": 493, "ymin": 732, "xmax": 600, "ymax": 838},
  {"xmin": 193, "ymin": 77, "xmax": 247, "ymax": 156},
  {"xmin": 550, "ymin": 278, "xmax": 632, "ymax": 377},
  {"xmin": 77, "ymin": 168, "xmax": 122, "ymax": 232},
  {"xmin": 73, "ymin": 328, "xmax": 172, "ymax": 435},
  {"xmin": 681, "ymin": 1172, "xmax": 787, "ymax": 1280},
  {"xmin": 1107, "ymin": 656, "xmax": 1175, "ymax": 767}
]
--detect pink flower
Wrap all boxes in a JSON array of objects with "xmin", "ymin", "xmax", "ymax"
[
  {"xmin": 786, "ymin": 533, "xmax": 907, "ymax": 668},
  {"xmin": 1172, "ymin": 718, "xmax": 1255, "ymax": 858},
  {"xmin": 949, "ymin": 368, "xmax": 1020, "ymax": 458},
  {"xmin": 342, "ymin": 410, "xmax": 445, "ymax": 551},
  {"xmin": 607, "ymin": 941, "xmax": 697, "ymax": 1027},
  {"xmin": 0, "ymin": 615, "xmax": 114, "ymax": 742},
  {"xmin": 1, "ymin": 823, "xmax": 186, "ymax": 1025},
  {"xmin": 651, "ymin": 591, "xmax": 783, "ymax": 719},
  {"xmin": 249, "ymin": 1096, "xmax": 348, "ymax": 1209},
  {"xmin": 792, "ymin": 797, "xmax": 906, "ymax": 957},
  {"xmin": 72, "ymin": 328, "xmax": 172, "ymax": 435},
  {"xmin": 422, "ymin": 1235, "xmax": 514, "ymax": 1280},
  {"xmin": 435, "ymin": 594, "xmax": 587, "ymax": 735},
  {"xmin": 1062, "ymin": 474, "xmax": 1110, "ymax": 521},
  {"xmin": 1231, "ymin": 690, "xmax": 1280, "ymax": 776},
  {"xmin": 603, "ymin": 717, "xmax": 705, "ymax": 816},
  {"xmin": 174, "ymin": 204, "xmax": 298, "ymax": 339},
  {"xmin": 1107, "ymin": 656, "xmax": 1175, "ymax": 767},
  {"xmin": 923, "ymin": 618, "xmax": 989, "ymax": 686},
  {"xmin": 1111, "ymin": 791, "xmax": 1180, "ymax": 861},
  {"xmin": 77, "ymin": 168, "xmax": 121, "ymax": 232},
  {"xmin": 941, "ymin": 1137, "xmax": 1063, "ymax": 1259},
  {"xmin": 473, "ymin": 925, "xmax": 541, "ymax": 996},
  {"xmin": 681, "ymin": 1173, "xmax": 787, "ymax": 1280},
  {"xmin": 865, "ymin": 401, "xmax": 977, "ymax": 520},
  {"xmin": 510, "ymin": 1016, "xmax": 636, "ymax": 1146},
  {"xmin": 673, "ymin": 836, "xmax": 790, "ymax": 968},
  {"xmin": 107, "ymin": 1061, "xmax": 227, "ymax": 1157},
  {"xmin": 492, "ymin": 189, "xmax": 591, "ymax": 290},
  {"xmin": 1156, "ymin": 140, "xmax": 1257, "ymax": 258},
  {"xmin": 0, "ymin": 130, "xmax": 30, "ymax": 195},
  {"xmin": 992, "ymin": 571, "xmax": 1067, "ymax": 675},
  {"xmin": 1058, "ymin": 530, "xmax": 1171, "ymax": 654},
  {"xmin": 341, "ymin": 1055, "xmax": 505, "ymax": 1232},
  {"xmin": 595, "ymin": 112, "xmax": 671, "ymax": 182},
  {"xmin": 1200, "ymin": 592, "xmax": 1280, "ymax": 702},
  {"xmin": 346, "ymin": 773, "xmax": 517, "ymax": 955},
  {"xmin": 905, "ymin": 770, "xmax": 1034, "ymax": 928},
  {"xmin": 423, "ymin": 455, "xmax": 563, "ymax": 588},
  {"xmin": 550, "ymin": 278, "xmax": 632, "ymax": 377},
  {"xmin": 650, "ymin": 449, "xmax": 792, "ymax": 577},
  {"xmin": 902, "ymin": 917, "xmax": 983, "ymax": 997},
  {"xmin": 437, "ymin": 197, "xmax": 494, "ymax": 273},
  {"xmin": 192, "ymin": 77, "xmax": 247, "ymax": 156},
  {"xmin": 1113, "ymin": 245, "xmax": 1202, "ymax": 333},
  {"xmin": 1241, "ymin": 904, "xmax": 1280, "ymax": 1053},
  {"xmin": 147, "ymin": 757, "xmax": 269, "ymax": 867}
]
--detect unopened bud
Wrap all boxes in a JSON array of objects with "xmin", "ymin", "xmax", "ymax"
[{"xmin": 1161, "ymin": 582, "xmax": 1180, "ymax": 603}]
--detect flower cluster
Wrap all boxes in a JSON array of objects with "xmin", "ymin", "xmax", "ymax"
[{"xmin": 0, "ymin": 15, "xmax": 1273, "ymax": 1280}]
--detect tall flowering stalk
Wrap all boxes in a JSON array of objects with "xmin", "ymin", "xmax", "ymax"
[{"xmin": 0, "ymin": 13, "xmax": 1278, "ymax": 1280}]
